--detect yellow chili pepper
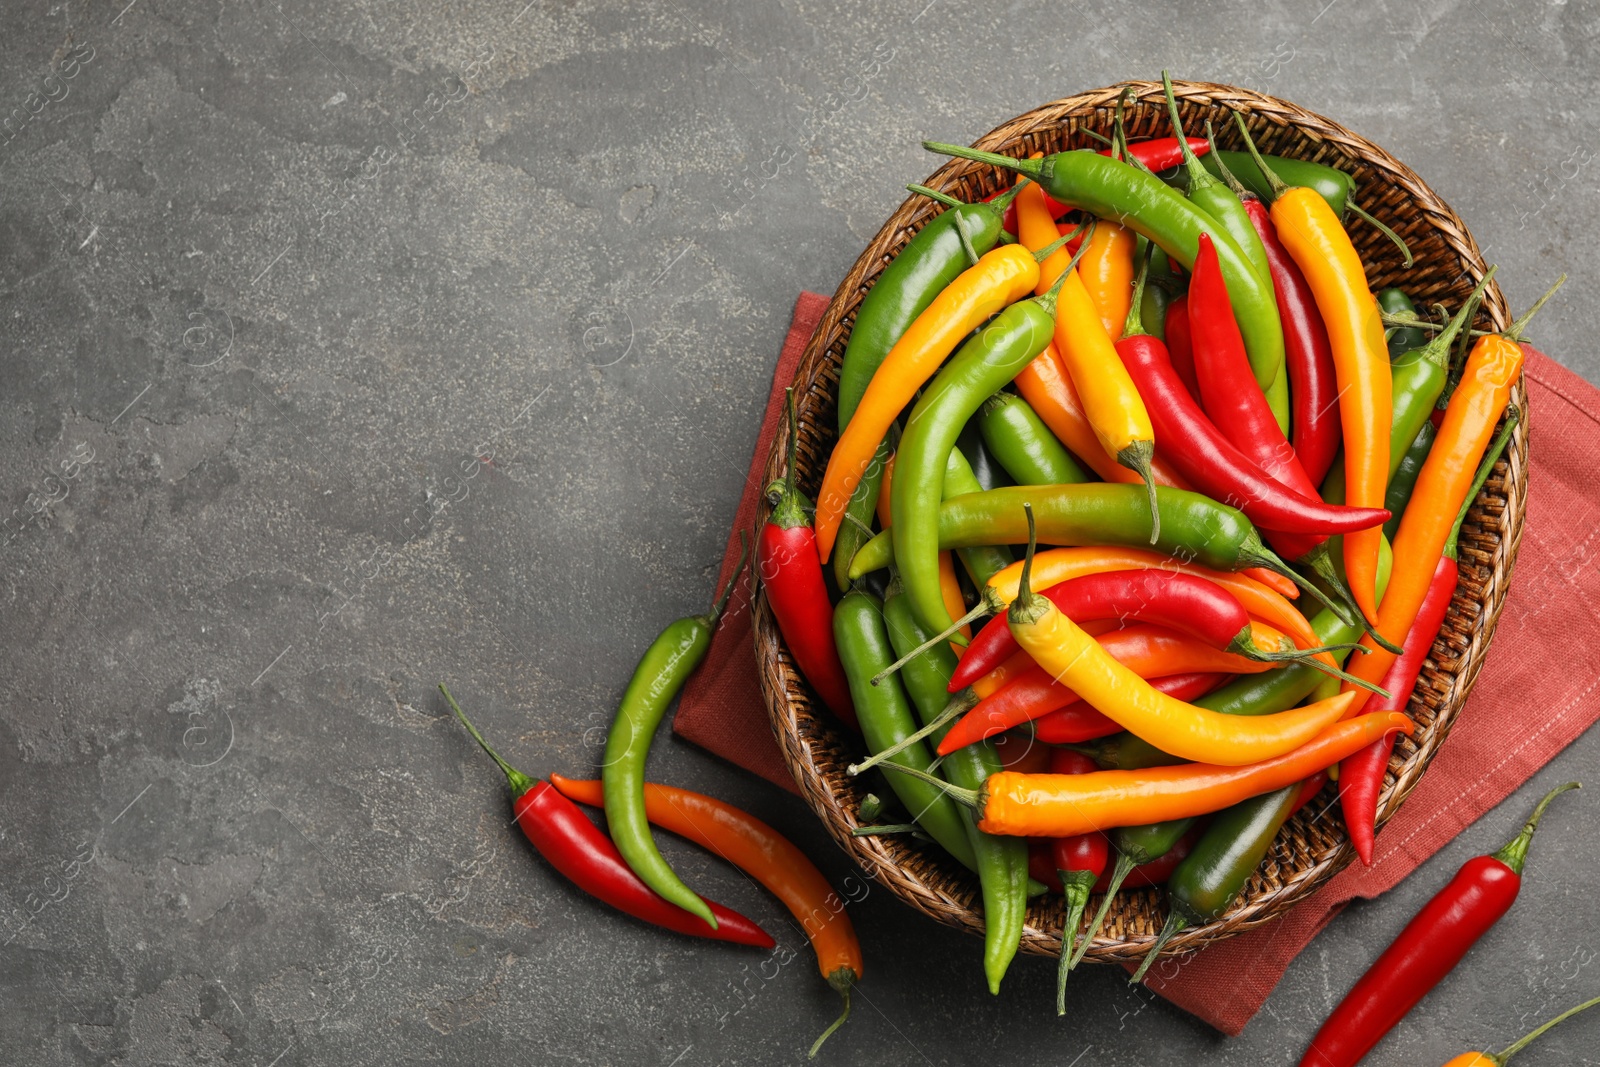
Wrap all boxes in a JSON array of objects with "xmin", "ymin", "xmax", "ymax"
[
  {"xmin": 815, "ymin": 244, "xmax": 1040, "ymax": 562},
  {"xmin": 1006, "ymin": 506, "xmax": 1357, "ymax": 765},
  {"xmin": 1079, "ymin": 221, "xmax": 1136, "ymax": 336}
]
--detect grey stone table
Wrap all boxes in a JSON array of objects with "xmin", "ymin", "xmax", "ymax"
[{"xmin": 3, "ymin": 1, "xmax": 1598, "ymax": 1064}]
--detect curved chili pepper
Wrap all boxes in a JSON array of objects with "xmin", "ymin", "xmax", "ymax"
[
  {"xmin": 1235, "ymin": 121, "xmax": 1391, "ymax": 627},
  {"xmin": 1301, "ymin": 782, "xmax": 1581, "ymax": 1067},
  {"xmin": 601, "ymin": 550, "xmax": 749, "ymax": 928},
  {"xmin": 439, "ymin": 687, "xmax": 773, "ymax": 948},
  {"xmin": 761, "ymin": 393, "xmax": 855, "ymax": 728},
  {"xmin": 984, "ymin": 136, "xmax": 1211, "ymax": 233},
  {"xmin": 549, "ymin": 774, "xmax": 860, "ymax": 1052},
  {"xmin": 1163, "ymin": 294, "xmax": 1201, "ymax": 400},
  {"xmin": 925, "ymin": 141, "xmax": 1288, "ymax": 404},
  {"xmin": 815, "ymin": 242, "xmax": 1041, "ymax": 561},
  {"xmin": 1035, "ymin": 674, "xmax": 1222, "ymax": 744},
  {"xmin": 1339, "ymin": 414, "xmax": 1515, "ymax": 864},
  {"xmin": 1439, "ymin": 995, "xmax": 1600, "ymax": 1067},
  {"xmin": 1341, "ymin": 280, "xmax": 1557, "ymax": 708},
  {"xmin": 976, "ymin": 392, "xmax": 1089, "ymax": 487}
]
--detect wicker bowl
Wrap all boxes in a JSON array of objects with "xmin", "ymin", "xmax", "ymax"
[{"xmin": 753, "ymin": 81, "xmax": 1528, "ymax": 964}]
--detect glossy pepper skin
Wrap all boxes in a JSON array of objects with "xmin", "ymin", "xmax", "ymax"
[
  {"xmin": 1173, "ymin": 149, "xmax": 1355, "ymax": 217},
  {"xmin": 1035, "ymin": 674, "xmax": 1220, "ymax": 744},
  {"xmin": 440, "ymin": 688, "xmax": 773, "ymax": 948},
  {"xmin": 1163, "ymin": 294, "xmax": 1200, "ymax": 400},
  {"xmin": 761, "ymin": 393, "xmax": 856, "ymax": 728},
  {"xmin": 1301, "ymin": 783, "xmax": 1580, "ymax": 1067},
  {"xmin": 984, "ymin": 136, "xmax": 1211, "ymax": 232},
  {"xmin": 977, "ymin": 392, "xmax": 1090, "ymax": 487}
]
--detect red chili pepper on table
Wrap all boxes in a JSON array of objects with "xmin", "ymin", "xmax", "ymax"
[
  {"xmin": 759, "ymin": 389, "xmax": 857, "ymax": 729},
  {"xmin": 440, "ymin": 686, "xmax": 774, "ymax": 948},
  {"xmin": 1034, "ymin": 673, "xmax": 1223, "ymax": 744},
  {"xmin": 984, "ymin": 136, "xmax": 1211, "ymax": 232},
  {"xmin": 1300, "ymin": 781, "xmax": 1581, "ymax": 1067},
  {"xmin": 1163, "ymin": 294, "xmax": 1200, "ymax": 401}
]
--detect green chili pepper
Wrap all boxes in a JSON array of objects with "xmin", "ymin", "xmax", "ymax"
[
  {"xmin": 832, "ymin": 441, "xmax": 892, "ymax": 592},
  {"xmin": 1387, "ymin": 271, "xmax": 1495, "ymax": 477},
  {"xmin": 1379, "ymin": 288, "xmax": 1429, "ymax": 358},
  {"xmin": 925, "ymin": 142, "xmax": 1287, "ymax": 402},
  {"xmin": 1130, "ymin": 783, "xmax": 1305, "ymax": 984},
  {"xmin": 957, "ymin": 418, "xmax": 1015, "ymax": 491},
  {"xmin": 977, "ymin": 392, "xmax": 1091, "ymax": 487},
  {"xmin": 944, "ymin": 446, "xmax": 1011, "ymax": 588},
  {"xmin": 881, "ymin": 578, "xmax": 1028, "ymax": 995},
  {"xmin": 601, "ymin": 540, "xmax": 750, "ymax": 928},
  {"xmin": 1138, "ymin": 239, "xmax": 1176, "ymax": 343},
  {"xmin": 892, "ymin": 273, "xmax": 1066, "ymax": 636},
  {"xmin": 1162, "ymin": 77, "xmax": 1273, "ymax": 289},
  {"xmin": 1181, "ymin": 151, "xmax": 1355, "ymax": 218},
  {"xmin": 833, "ymin": 588, "xmax": 977, "ymax": 871},
  {"xmin": 1383, "ymin": 423, "xmax": 1436, "ymax": 543}
]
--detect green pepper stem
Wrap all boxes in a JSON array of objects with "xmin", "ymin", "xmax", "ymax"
[
  {"xmin": 808, "ymin": 968, "xmax": 855, "ymax": 1058},
  {"xmin": 1412, "ymin": 268, "xmax": 1496, "ymax": 373},
  {"xmin": 1231, "ymin": 111, "xmax": 1290, "ymax": 203},
  {"xmin": 1033, "ymin": 221, "xmax": 1095, "ymax": 318},
  {"xmin": 1445, "ymin": 405, "xmax": 1520, "ymax": 561},
  {"xmin": 906, "ymin": 183, "xmax": 963, "ymax": 208},
  {"xmin": 988, "ymin": 181, "xmax": 1025, "ymax": 212},
  {"xmin": 1118, "ymin": 441, "xmax": 1161, "ymax": 545},
  {"xmin": 1505, "ymin": 273, "xmax": 1567, "ymax": 342},
  {"xmin": 1129, "ymin": 911, "xmax": 1188, "ymax": 986},
  {"xmin": 706, "ymin": 530, "xmax": 749, "ymax": 628},
  {"xmin": 845, "ymin": 689, "xmax": 979, "ymax": 774},
  {"xmin": 1070, "ymin": 851, "xmax": 1135, "ymax": 969},
  {"xmin": 923, "ymin": 141, "xmax": 1044, "ymax": 183},
  {"xmin": 1110, "ymin": 86, "xmax": 1156, "ymax": 178},
  {"xmin": 1205, "ymin": 119, "xmax": 1253, "ymax": 200},
  {"xmin": 1056, "ymin": 871, "xmax": 1096, "ymax": 1015},
  {"xmin": 849, "ymin": 823, "xmax": 919, "ymax": 836},
  {"xmin": 1489, "ymin": 780, "xmax": 1579, "ymax": 877},
  {"xmin": 1283, "ymin": 542, "xmax": 1406, "ymax": 656},
  {"xmin": 1493, "ymin": 992, "xmax": 1600, "ymax": 1065},
  {"xmin": 1007, "ymin": 503, "xmax": 1052, "ymax": 628},
  {"xmin": 439, "ymin": 684, "xmax": 535, "ymax": 796},
  {"xmin": 1079, "ymin": 127, "xmax": 1113, "ymax": 147},
  {"xmin": 873, "ymin": 760, "xmax": 981, "ymax": 809},
  {"xmin": 870, "ymin": 591, "xmax": 1003, "ymax": 686},
  {"xmin": 1032, "ymin": 217, "xmax": 1089, "ymax": 267},
  {"xmin": 1379, "ymin": 311, "xmax": 1494, "ymax": 338},
  {"xmin": 1346, "ymin": 202, "xmax": 1414, "ymax": 268},
  {"xmin": 1160, "ymin": 72, "xmax": 1213, "ymax": 191},
  {"xmin": 1123, "ymin": 241, "xmax": 1152, "ymax": 340}
]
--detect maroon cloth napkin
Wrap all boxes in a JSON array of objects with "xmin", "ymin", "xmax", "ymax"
[{"xmin": 675, "ymin": 294, "xmax": 1600, "ymax": 1033}]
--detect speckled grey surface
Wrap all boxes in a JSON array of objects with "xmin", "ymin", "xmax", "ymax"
[{"xmin": 3, "ymin": 1, "xmax": 1599, "ymax": 1064}]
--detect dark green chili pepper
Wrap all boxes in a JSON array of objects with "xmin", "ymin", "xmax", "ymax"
[
  {"xmin": 1070, "ymin": 816, "xmax": 1195, "ymax": 968},
  {"xmin": 1129, "ymin": 783, "xmax": 1304, "ymax": 984},
  {"xmin": 944, "ymin": 447, "xmax": 1011, "ymax": 588},
  {"xmin": 957, "ymin": 418, "xmax": 1015, "ymax": 492},
  {"xmin": 833, "ymin": 588, "xmax": 977, "ymax": 871},
  {"xmin": 1383, "ymin": 422, "xmax": 1436, "ymax": 543},
  {"xmin": 977, "ymin": 392, "xmax": 1090, "ymax": 487},
  {"xmin": 881, "ymin": 577, "xmax": 1028, "ymax": 995},
  {"xmin": 923, "ymin": 140, "xmax": 1287, "ymax": 400},
  {"xmin": 1138, "ymin": 239, "xmax": 1176, "ymax": 343},
  {"xmin": 1379, "ymin": 288, "xmax": 1429, "ymax": 358},
  {"xmin": 602, "ymin": 540, "xmax": 750, "ymax": 929}
]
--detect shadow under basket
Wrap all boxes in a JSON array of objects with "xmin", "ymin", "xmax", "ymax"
[{"xmin": 752, "ymin": 80, "xmax": 1528, "ymax": 965}]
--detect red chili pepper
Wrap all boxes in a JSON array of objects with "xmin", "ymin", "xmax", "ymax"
[
  {"xmin": 1291, "ymin": 771, "xmax": 1331, "ymax": 817},
  {"xmin": 1091, "ymin": 827, "xmax": 1199, "ymax": 891},
  {"xmin": 1163, "ymin": 294, "xmax": 1201, "ymax": 401},
  {"xmin": 1035, "ymin": 673, "xmax": 1222, "ymax": 743},
  {"xmin": 1116, "ymin": 307, "xmax": 1389, "ymax": 536},
  {"xmin": 985, "ymin": 137, "xmax": 1211, "ymax": 232},
  {"xmin": 759, "ymin": 390, "xmax": 857, "ymax": 728},
  {"xmin": 1301, "ymin": 782, "xmax": 1581, "ymax": 1067},
  {"xmin": 1241, "ymin": 196, "xmax": 1340, "ymax": 486},
  {"xmin": 950, "ymin": 568, "xmax": 1318, "ymax": 689},
  {"xmin": 440, "ymin": 686, "xmax": 775, "ymax": 948}
]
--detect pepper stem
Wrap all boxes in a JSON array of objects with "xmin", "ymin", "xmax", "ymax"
[
  {"xmin": 922, "ymin": 142, "xmax": 1045, "ymax": 183},
  {"xmin": 1489, "ymin": 780, "xmax": 1579, "ymax": 877},
  {"xmin": 870, "ymin": 592, "xmax": 1003, "ymax": 686},
  {"xmin": 439, "ymin": 684, "xmax": 535, "ymax": 796},
  {"xmin": 988, "ymin": 181, "xmax": 1025, "ymax": 212},
  {"xmin": 1445, "ymin": 406, "xmax": 1519, "ymax": 562},
  {"xmin": 1110, "ymin": 87, "xmax": 1156, "ymax": 178},
  {"xmin": 1231, "ymin": 111, "xmax": 1290, "ymax": 203},
  {"xmin": 1493, "ymin": 992, "xmax": 1600, "ymax": 1065},
  {"xmin": 1411, "ymin": 268, "xmax": 1496, "ymax": 373},
  {"xmin": 706, "ymin": 530, "xmax": 750, "ymax": 628},
  {"xmin": 1033, "ymin": 220, "xmax": 1097, "ymax": 318},
  {"xmin": 1505, "ymin": 273, "xmax": 1567, "ymax": 342},
  {"xmin": 1205, "ymin": 119, "xmax": 1253, "ymax": 199},
  {"xmin": 1056, "ymin": 871, "xmax": 1096, "ymax": 1015},
  {"xmin": 1129, "ymin": 911, "xmax": 1188, "ymax": 985},
  {"xmin": 1118, "ymin": 441, "xmax": 1161, "ymax": 545},
  {"xmin": 1124, "ymin": 241, "xmax": 1152, "ymax": 340},
  {"xmin": 1007, "ymin": 503, "xmax": 1051, "ymax": 628},
  {"xmin": 1346, "ymin": 202, "xmax": 1414, "ymax": 268},
  {"xmin": 808, "ymin": 968, "xmax": 855, "ymax": 1058},
  {"xmin": 1299, "ymin": 541, "xmax": 1406, "ymax": 656},
  {"xmin": 1160, "ymin": 72, "xmax": 1212, "ymax": 190},
  {"xmin": 1070, "ymin": 852, "xmax": 1135, "ymax": 969},
  {"xmin": 845, "ymin": 689, "xmax": 979, "ymax": 774},
  {"xmin": 906, "ymin": 183, "xmax": 963, "ymax": 208},
  {"xmin": 1032, "ymin": 218, "xmax": 1089, "ymax": 268},
  {"xmin": 873, "ymin": 760, "xmax": 981, "ymax": 809}
]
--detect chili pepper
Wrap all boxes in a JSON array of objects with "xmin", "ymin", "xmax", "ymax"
[
  {"xmin": 891, "ymin": 251, "xmax": 1077, "ymax": 637},
  {"xmin": 439, "ymin": 686, "xmax": 774, "ymax": 947},
  {"xmin": 1001, "ymin": 506, "xmax": 1368, "ymax": 765},
  {"xmin": 956, "ymin": 419, "xmax": 1014, "ymax": 491},
  {"xmin": 1301, "ymin": 782, "xmax": 1581, "ymax": 1067},
  {"xmin": 1439, "ymin": 994, "xmax": 1600, "ymax": 1067},
  {"xmin": 1092, "ymin": 828, "xmax": 1198, "ymax": 891},
  {"xmin": 1139, "ymin": 243, "xmax": 1174, "ymax": 345},
  {"xmin": 925, "ymin": 141, "xmax": 1288, "ymax": 418},
  {"xmin": 881, "ymin": 579, "xmax": 1029, "ymax": 994},
  {"xmin": 601, "ymin": 547, "xmax": 749, "ymax": 928},
  {"xmin": 1073, "ymin": 814, "xmax": 1197, "ymax": 969},
  {"xmin": 1163, "ymin": 294, "xmax": 1201, "ymax": 400},
  {"xmin": 1038, "ymin": 748, "xmax": 1108, "ymax": 1011},
  {"xmin": 984, "ymin": 137, "xmax": 1212, "ymax": 232},
  {"xmin": 815, "ymin": 241, "xmax": 1043, "ymax": 562},
  {"xmin": 1079, "ymin": 219, "xmax": 1137, "ymax": 337},
  {"xmin": 834, "ymin": 586, "xmax": 979, "ymax": 870},
  {"xmin": 1036, "ymin": 675, "xmax": 1222, "ymax": 744},
  {"xmin": 1341, "ymin": 278, "xmax": 1559, "ymax": 707},
  {"xmin": 1171, "ymin": 149, "xmax": 1355, "ymax": 218},
  {"xmin": 1339, "ymin": 413, "xmax": 1515, "ymax": 864},
  {"xmin": 1012, "ymin": 344, "xmax": 1189, "ymax": 488},
  {"xmin": 548, "ymin": 774, "xmax": 860, "ymax": 1054},
  {"xmin": 762, "ymin": 394, "xmax": 856, "ymax": 727},
  {"xmin": 943, "ymin": 446, "xmax": 1012, "ymax": 588},
  {"xmin": 977, "ymin": 392, "xmax": 1090, "ymax": 487},
  {"xmin": 1234, "ymin": 119, "xmax": 1391, "ymax": 627},
  {"xmin": 1379, "ymin": 288, "xmax": 1429, "ymax": 358},
  {"xmin": 1129, "ymin": 778, "xmax": 1309, "ymax": 984},
  {"xmin": 1384, "ymin": 422, "xmax": 1435, "ymax": 543},
  {"xmin": 1386, "ymin": 271, "xmax": 1496, "ymax": 483},
  {"xmin": 940, "ymin": 623, "xmax": 1277, "ymax": 753}
]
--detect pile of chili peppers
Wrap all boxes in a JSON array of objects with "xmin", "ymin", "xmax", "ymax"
[{"xmin": 772, "ymin": 74, "xmax": 1566, "ymax": 1008}]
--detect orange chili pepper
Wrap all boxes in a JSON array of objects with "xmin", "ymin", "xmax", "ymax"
[
  {"xmin": 549, "ymin": 774, "xmax": 862, "ymax": 1052},
  {"xmin": 1079, "ymin": 221, "xmax": 1136, "ymax": 337},
  {"xmin": 938, "ymin": 551, "xmax": 971, "ymax": 646},
  {"xmin": 1341, "ymin": 283, "xmax": 1556, "ymax": 710},
  {"xmin": 814, "ymin": 243, "xmax": 1040, "ymax": 562},
  {"xmin": 969, "ymin": 711, "xmax": 1410, "ymax": 837}
]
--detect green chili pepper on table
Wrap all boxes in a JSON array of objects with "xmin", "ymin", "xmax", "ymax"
[
  {"xmin": 601, "ymin": 540, "xmax": 751, "ymax": 929},
  {"xmin": 977, "ymin": 392, "xmax": 1091, "ymax": 487}
]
